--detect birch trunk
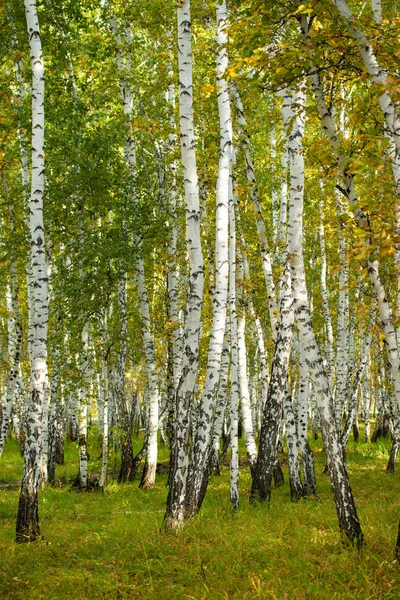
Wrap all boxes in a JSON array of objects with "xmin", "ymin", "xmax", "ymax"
[
  {"xmin": 319, "ymin": 200, "xmax": 334, "ymax": 381},
  {"xmin": 16, "ymin": 0, "xmax": 49, "ymax": 543},
  {"xmin": 335, "ymin": 194, "xmax": 350, "ymax": 430},
  {"xmin": 99, "ymin": 353, "xmax": 109, "ymax": 489},
  {"xmin": 250, "ymin": 265, "xmax": 293, "ymax": 502},
  {"xmin": 165, "ymin": 0, "xmax": 205, "ymax": 529},
  {"xmin": 297, "ymin": 347, "xmax": 317, "ymax": 495},
  {"xmin": 76, "ymin": 323, "xmax": 90, "ymax": 488},
  {"xmin": 287, "ymin": 84, "xmax": 363, "ymax": 546},
  {"xmin": 283, "ymin": 385, "xmax": 304, "ymax": 501},
  {"xmin": 116, "ymin": 277, "xmax": 135, "ymax": 483},
  {"xmin": 372, "ymin": 0, "xmax": 382, "ymax": 22},
  {"xmin": 242, "ymin": 249, "xmax": 268, "ymax": 427},
  {"xmin": 229, "ymin": 189, "xmax": 239, "ymax": 510},
  {"xmin": 136, "ymin": 259, "xmax": 160, "ymax": 489},
  {"xmin": 237, "ymin": 251, "xmax": 258, "ymax": 468},
  {"xmin": 341, "ymin": 334, "xmax": 372, "ymax": 448},
  {"xmin": 209, "ymin": 332, "xmax": 230, "ymax": 475},
  {"xmin": 362, "ymin": 360, "xmax": 371, "ymax": 443},
  {"xmin": 185, "ymin": 0, "xmax": 230, "ymax": 516}
]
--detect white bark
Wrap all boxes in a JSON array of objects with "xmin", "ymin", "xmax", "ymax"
[
  {"xmin": 165, "ymin": 0, "xmax": 205, "ymax": 528},
  {"xmin": 17, "ymin": 0, "xmax": 49, "ymax": 543},
  {"xmin": 210, "ymin": 332, "xmax": 230, "ymax": 473},
  {"xmin": 99, "ymin": 355, "xmax": 109, "ymax": 489},
  {"xmin": 341, "ymin": 333, "xmax": 372, "ymax": 447},
  {"xmin": 136, "ymin": 259, "xmax": 160, "ymax": 489},
  {"xmin": 185, "ymin": 0, "xmax": 231, "ymax": 515},
  {"xmin": 319, "ymin": 199, "xmax": 334, "ymax": 381},
  {"xmin": 335, "ymin": 192, "xmax": 350, "ymax": 430},
  {"xmin": 297, "ymin": 347, "xmax": 317, "ymax": 495},
  {"xmin": 283, "ymin": 385, "xmax": 304, "ymax": 501},
  {"xmin": 372, "ymin": 0, "xmax": 382, "ymax": 22},
  {"xmin": 362, "ymin": 358, "xmax": 371, "ymax": 442},
  {"xmin": 237, "ymin": 250, "xmax": 258, "ymax": 467},
  {"xmin": 250, "ymin": 264, "xmax": 294, "ymax": 502},
  {"xmin": 229, "ymin": 188, "xmax": 239, "ymax": 510},
  {"xmin": 287, "ymin": 83, "xmax": 363, "ymax": 545},
  {"xmin": 77, "ymin": 323, "xmax": 90, "ymax": 488},
  {"xmin": 242, "ymin": 250, "xmax": 268, "ymax": 430},
  {"xmin": 166, "ymin": 76, "xmax": 183, "ymax": 412},
  {"xmin": 278, "ymin": 89, "xmax": 291, "ymax": 248}
]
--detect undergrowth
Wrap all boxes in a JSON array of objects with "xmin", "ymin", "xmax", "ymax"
[{"xmin": 0, "ymin": 429, "xmax": 399, "ymax": 599}]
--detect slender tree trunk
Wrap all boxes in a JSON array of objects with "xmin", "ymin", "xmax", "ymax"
[
  {"xmin": 16, "ymin": 0, "xmax": 49, "ymax": 543},
  {"xmin": 341, "ymin": 334, "xmax": 372, "ymax": 448},
  {"xmin": 185, "ymin": 0, "xmax": 231, "ymax": 516},
  {"xmin": 250, "ymin": 265, "xmax": 293, "ymax": 502},
  {"xmin": 286, "ymin": 83, "xmax": 363, "ymax": 546},
  {"xmin": 283, "ymin": 385, "xmax": 304, "ymax": 501},
  {"xmin": 116, "ymin": 277, "xmax": 135, "ymax": 483},
  {"xmin": 99, "ymin": 353, "xmax": 109, "ymax": 489},
  {"xmin": 76, "ymin": 323, "xmax": 90, "ymax": 489},
  {"xmin": 106, "ymin": 12, "xmax": 160, "ymax": 489},
  {"xmin": 209, "ymin": 333, "xmax": 230, "ymax": 475},
  {"xmin": 237, "ymin": 250, "xmax": 258, "ymax": 468},
  {"xmin": 229, "ymin": 187, "xmax": 240, "ymax": 510},
  {"xmin": 297, "ymin": 347, "xmax": 317, "ymax": 495},
  {"xmin": 164, "ymin": 0, "xmax": 205, "ymax": 529},
  {"xmin": 362, "ymin": 360, "xmax": 371, "ymax": 443},
  {"xmin": 136, "ymin": 259, "xmax": 160, "ymax": 489},
  {"xmin": 319, "ymin": 200, "xmax": 334, "ymax": 381}
]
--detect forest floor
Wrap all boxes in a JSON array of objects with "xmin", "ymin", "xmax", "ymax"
[{"xmin": 0, "ymin": 430, "xmax": 399, "ymax": 599}]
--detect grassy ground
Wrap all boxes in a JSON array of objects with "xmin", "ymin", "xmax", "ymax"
[{"xmin": 0, "ymin": 431, "xmax": 399, "ymax": 599}]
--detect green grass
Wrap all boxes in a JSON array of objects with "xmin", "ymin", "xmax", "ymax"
[{"xmin": 1, "ymin": 432, "xmax": 400, "ymax": 599}]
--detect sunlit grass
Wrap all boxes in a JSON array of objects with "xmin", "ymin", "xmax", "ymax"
[{"xmin": 0, "ymin": 430, "xmax": 399, "ymax": 599}]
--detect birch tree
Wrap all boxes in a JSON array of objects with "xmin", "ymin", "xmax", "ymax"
[
  {"xmin": 165, "ymin": 0, "xmax": 205, "ymax": 529},
  {"xmin": 185, "ymin": 0, "xmax": 230, "ymax": 517},
  {"xmin": 16, "ymin": 0, "xmax": 49, "ymax": 543},
  {"xmin": 286, "ymin": 83, "xmax": 363, "ymax": 546}
]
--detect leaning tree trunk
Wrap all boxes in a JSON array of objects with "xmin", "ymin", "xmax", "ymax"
[
  {"xmin": 286, "ymin": 83, "xmax": 363, "ymax": 547},
  {"xmin": 164, "ymin": 0, "xmax": 205, "ymax": 529},
  {"xmin": 16, "ymin": 0, "xmax": 49, "ymax": 543},
  {"xmin": 302, "ymin": 15, "xmax": 400, "ymax": 472}
]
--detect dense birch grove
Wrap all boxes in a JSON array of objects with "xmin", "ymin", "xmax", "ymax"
[{"xmin": 1, "ymin": 0, "xmax": 400, "ymax": 554}]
